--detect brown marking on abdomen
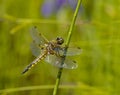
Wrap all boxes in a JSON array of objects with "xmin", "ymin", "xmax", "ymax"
[{"xmin": 22, "ymin": 51, "xmax": 47, "ymax": 74}]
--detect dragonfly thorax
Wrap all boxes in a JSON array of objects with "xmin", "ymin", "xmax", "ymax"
[
  {"xmin": 46, "ymin": 39, "xmax": 62, "ymax": 55},
  {"xmin": 45, "ymin": 42, "xmax": 55, "ymax": 54}
]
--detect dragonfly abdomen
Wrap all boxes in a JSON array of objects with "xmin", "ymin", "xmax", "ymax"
[{"xmin": 22, "ymin": 51, "xmax": 47, "ymax": 74}]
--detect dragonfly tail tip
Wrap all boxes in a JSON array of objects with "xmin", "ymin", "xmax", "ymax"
[{"xmin": 21, "ymin": 69, "xmax": 28, "ymax": 74}]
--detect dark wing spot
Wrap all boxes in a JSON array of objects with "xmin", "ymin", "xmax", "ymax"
[
  {"xmin": 72, "ymin": 60, "xmax": 77, "ymax": 63},
  {"xmin": 77, "ymin": 47, "xmax": 81, "ymax": 49},
  {"xmin": 39, "ymin": 33, "xmax": 41, "ymax": 36},
  {"xmin": 34, "ymin": 26, "xmax": 37, "ymax": 29},
  {"xmin": 41, "ymin": 46, "xmax": 44, "ymax": 50}
]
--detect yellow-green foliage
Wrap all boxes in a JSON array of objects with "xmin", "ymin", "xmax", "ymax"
[{"xmin": 0, "ymin": 0, "xmax": 120, "ymax": 95}]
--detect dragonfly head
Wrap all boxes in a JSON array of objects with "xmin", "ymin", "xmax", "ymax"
[{"xmin": 56, "ymin": 37, "xmax": 64, "ymax": 45}]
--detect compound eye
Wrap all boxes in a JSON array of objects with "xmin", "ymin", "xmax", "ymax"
[
  {"xmin": 56, "ymin": 37, "xmax": 64, "ymax": 45},
  {"xmin": 56, "ymin": 37, "xmax": 60, "ymax": 40}
]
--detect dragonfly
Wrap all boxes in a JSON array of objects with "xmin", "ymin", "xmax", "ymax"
[{"xmin": 22, "ymin": 26, "xmax": 82, "ymax": 74}]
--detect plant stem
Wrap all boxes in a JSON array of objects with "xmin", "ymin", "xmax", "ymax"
[
  {"xmin": 65, "ymin": 0, "xmax": 82, "ymax": 46},
  {"xmin": 52, "ymin": 0, "xmax": 82, "ymax": 95}
]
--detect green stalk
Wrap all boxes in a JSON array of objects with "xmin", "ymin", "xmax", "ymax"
[{"xmin": 52, "ymin": 0, "xmax": 82, "ymax": 95}]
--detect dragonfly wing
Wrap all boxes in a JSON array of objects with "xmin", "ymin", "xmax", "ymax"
[
  {"xmin": 59, "ymin": 47, "xmax": 82, "ymax": 56},
  {"xmin": 30, "ymin": 42, "xmax": 42, "ymax": 57},
  {"xmin": 30, "ymin": 26, "xmax": 48, "ymax": 45},
  {"xmin": 45, "ymin": 55, "xmax": 78, "ymax": 69}
]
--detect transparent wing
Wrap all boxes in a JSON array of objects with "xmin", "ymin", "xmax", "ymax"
[
  {"xmin": 58, "ymin": 47, "xmax": 82, "ymax": 56},
  {"xmin": 30, "ymin": 41, "xmax": 45, "ymax": 57},
  {"xmin": 30, "ymin": 26, "xmax": 48, "ymax": 45},
  {"xmin": 45, "ymin": 55, "xmax": 78, "ymax": 69},
  {"xmin": 30, "ymin": 42, "xmax": 42, "ymax": 57}
]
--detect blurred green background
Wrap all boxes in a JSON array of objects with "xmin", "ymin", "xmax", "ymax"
[{"xmin": 0, "ymin": 0, "xmax": 120, "ymax": 95}]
